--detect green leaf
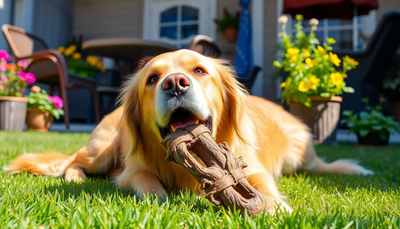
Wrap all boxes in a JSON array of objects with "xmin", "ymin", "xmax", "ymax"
[
  {"xmin": 378, "ymin": 131, "xmax": 388, "ymax": 141},
  {"xmin": 342, "ymin": 110, "xmax": 353, "ymax": 116},
  {"xmin": 359, "ymin": 129, "xmax": 370, "ymax": 137},
  {"xmin": 320, "ymin": 93, "xmax": 331, "ymax": 97},
  {"xmin": 342, "ymin": 87, "xmax": 354, "ymax": 93},
  {"xmin": 359, "ymin": 111, "xmax": 370, "ymax": 120}
]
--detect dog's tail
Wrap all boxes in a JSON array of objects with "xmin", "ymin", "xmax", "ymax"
[
  {"xmin": 4, "ymin": 152, "xmax": 76, "ymax": 177},
  {"xmin": 310, "ymin": 157, "xmax": 374, "ymax": 175}
]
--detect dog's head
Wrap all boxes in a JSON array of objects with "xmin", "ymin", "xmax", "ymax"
[{"xmin": 121, "ymin": 50, "xmax": 247, "ymax": 151}]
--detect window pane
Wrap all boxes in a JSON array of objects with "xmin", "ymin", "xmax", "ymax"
[
  {"xmin": 181, "ymin": 6, "xmax": 198, "ymax": 21},
  {"xmin": 327, "ymin": 19, "xmax": 352, "ymax": 26},
  {"xmin": 314, "ymin": 30, "xmax": 324, "ymax": 44},
  {"xmin": 160, "ymin": 26, "xmax": 178, "ymax": 40},
  {"xmin": 328, "ymin": 29, "xmax": 353, "ymax": 50},
  {"xmin": 161, "ymin": 7, "xmax": 178, "ymax": 23},
  {"xmin": 181, "ymin": 24, "xmax": 198, "ymax": 39}
]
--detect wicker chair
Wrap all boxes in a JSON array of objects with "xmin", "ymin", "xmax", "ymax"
[{"xmin": 2, "ymin": 24, "xmax": 100, "ymax": 128}]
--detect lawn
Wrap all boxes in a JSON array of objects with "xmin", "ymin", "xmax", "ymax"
[{"xmin": 0, "ymin": 131, "xmax": 399, "ymax": 228}]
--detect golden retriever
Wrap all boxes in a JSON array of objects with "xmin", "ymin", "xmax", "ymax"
[{"xmin": 6, "ymin": 50, "xmax": 373, "ymax": 214}]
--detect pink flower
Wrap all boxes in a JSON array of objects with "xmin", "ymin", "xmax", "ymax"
[
  {"xmin": 48, "ymin": 95, "xmax": 63, "ymax": 109},
  {"xmin": 18, "ymin": 72, "xmax": 26, "ymax": 80},
  {"xmin": 17, "ymin": 60, "xmax": 27, "ymax": 68},
  {"xmin": 1, "ymin": 76, "xmax": 7, "ymax": 83},
  {"xmin": 0, "ymin": 85, "xmax": 3, "ymax": 90},
  {"xmin": 0, "ymin": 50, "xmax": 11, "ymax": 61},
  {"xmin": 0, "ymin": 61, "xmax": 5, "ymax": 71},
  {"xmin": 25, "ymin": 72, "xmax": 36, "ymax": 83}
]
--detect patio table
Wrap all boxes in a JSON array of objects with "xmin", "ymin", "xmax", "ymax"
[{"xmin": 82, "ymin": 38, "xmax": 177, "ymax": 80}]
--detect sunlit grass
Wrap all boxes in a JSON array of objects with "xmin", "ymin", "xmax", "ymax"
[{"xmin": 0, "ymin": 131, "xmax": 399, "ymax": 228}]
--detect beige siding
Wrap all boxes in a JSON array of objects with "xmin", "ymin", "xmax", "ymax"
[
  {"xmin": 262, "ymin": 0, "xmax": 278, "ymax": 101},
  {"xmin": 376, "ymin": 0, "xmax": 400, "ymax": 22},
  {"xmin": 72, "ymin": 0, "xmax": 144, "ymax": 40}
]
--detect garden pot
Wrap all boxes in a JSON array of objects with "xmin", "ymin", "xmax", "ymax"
[
  {"xmin": 390, "ymin": 101, "xmax": 400, "ymax": 122},
  {"xmin": 289, "ymin": 96, "xmax": 342, "ymax": 143},
  {"xmin": 224, "ymin": 28, "xmax": 238, "ymax": 43},
  {"xmin": 356, "ymin": 131, "xmax": 389, "ymax": 146},
  {"xmin": 0, "ymin": 96, "xmax": 28, "ymax": 131},
  {"xmin": 26, "ymin": 108, "xmax": 54, "ymax": 131}
]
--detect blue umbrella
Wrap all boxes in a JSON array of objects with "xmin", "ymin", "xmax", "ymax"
[{"xmin": 234, "ymin": 0, "xmax": 253, "ymax": 78}]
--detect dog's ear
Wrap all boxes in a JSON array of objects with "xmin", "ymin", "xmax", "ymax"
[
  {"xmin": 119, "ymin": 75, "xmax": 142, "ymax": 152},
  {"xmin": 214, "ymin": 60, "xmax": 248, "ymax": 144}
]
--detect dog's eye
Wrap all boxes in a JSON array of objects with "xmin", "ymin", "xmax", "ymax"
[
  {"xmin": 147, "ymin": 75, "xmax": 159, "ymax": 84},
  {"xmin": 193, "ymin": 67, "xmax": 207, "ymax": 75}
]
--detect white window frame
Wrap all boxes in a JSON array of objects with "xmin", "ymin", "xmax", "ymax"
[{"xmin": 143, "ymin": 0, "xmax": 216, "ymax": 48}]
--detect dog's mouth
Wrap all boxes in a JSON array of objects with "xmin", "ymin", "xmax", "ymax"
[{"xmin": 158, "ymin": 107, "xmax": 212, "ymax": 139}]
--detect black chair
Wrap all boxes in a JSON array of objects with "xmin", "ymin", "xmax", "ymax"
[{"xmin": 335, "ymin": 11, "xmax": 400, "ymax": 127}]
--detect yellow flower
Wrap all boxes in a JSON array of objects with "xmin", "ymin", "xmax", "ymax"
[
  {"xmin": 305, "ymin": 58, "xmax": 316, "ymax": 68},
  {"xmin": 273, "ymin": 60, "xmax": 280, "ymax": 68},
  {"xmin": 58, "ymin": 46, "xmax": 65, "ymax": 54},
  {"xmin": 287, "ymin": 48, "xmax": 300, "ymax": 56},
  {"xmin": 64, "ymin": 45, "xmax": 77, "ymax": 56},
  {"xmin": 86, "ymin": 56, "xmax": 99, "ymax": 66},
  {"xmin": 289, "ymin": 55, "xmax": 297, "ymax": 63},
  {"xmin": 345, "ymin": 55, "xmax": 359, "ymax": 67},
  {"xmin": 330, "ymin": 72, "xmax": 344, "ymax": 86},
  {"xmin": 298, "ymin": 81, "xmax": 310, "ymax": 92},
  {"xmin": 298, "ymin": 76, "xmax": 319, "ymax": 92},
  {"xmin": 317, "ymin": 46, "xmax": 325, "ymax": 53},
  {"xmin": 309, "ymin": 76, "xmax": 320, "ymax": 87},
  {"xmin": 72, "ymin": 52, "xmax": 81, "ymax": 59},
  {"xmin": 280, "ymin": 82, "xmax": 286, "ymax": 88},
  {"xmin": 329, "ymin": 52, "xmax": 341, "ymax": 67},
  {"xmin": 302, "ymin": 49, "xmax": 310, "ymax": 57},
  {"xmin": 327, "ymin": 38, "xmax": 336, "ymax": 44}
]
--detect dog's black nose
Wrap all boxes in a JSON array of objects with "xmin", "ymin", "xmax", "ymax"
[{"xmin": 162, "ymin": 73, "xmax": 190, "ymax": 97}]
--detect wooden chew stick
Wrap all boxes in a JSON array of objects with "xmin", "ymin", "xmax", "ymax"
[{"xmin": 161, "ymin": 124, "xmax": 266, "ymax": 216}]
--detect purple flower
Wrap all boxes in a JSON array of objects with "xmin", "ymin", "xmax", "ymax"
[
  {"xmin": 1, "ymin": 76, "xmax": 8, "ymax": 83},
  {"xmin": 0, "ymin": 50, "xmax": 11, "ymax": 62},
  {"xmin": 49, "ymin": 95, "xmax": 63, "ymax": 109}
]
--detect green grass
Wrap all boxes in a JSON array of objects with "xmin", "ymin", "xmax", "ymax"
[{"xmin": 0, "ymin": 131, "xmax": 399, "ymax": 228}]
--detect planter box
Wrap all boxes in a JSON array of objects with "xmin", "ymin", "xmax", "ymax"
[
  {"xmin": 357, "ymin": 131, "xmax": 389, "ymax": 146},
  {"xmin": 0, "ymin": 96, "xmax": 28, "ymax": 131},
  {"xmin": 289, "ymin": 96, "xmax": 342, "ymax": 143}
]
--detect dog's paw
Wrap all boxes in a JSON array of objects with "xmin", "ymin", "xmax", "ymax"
[{"xmin": 64, "ymin": 166, "xmax": 86, "ymax": 182}]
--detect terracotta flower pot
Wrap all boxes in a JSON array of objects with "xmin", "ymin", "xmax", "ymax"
[
  {"xmin": 26, "ymin": 108, "xmax": 54, "ymax": 132},
  {"xmin": 0, "ymin": 96, "xmax": 28, "ymax": 131},
  {"xmin": 224, "ymin": 28, "xmax": 238, "ymax": 43},
  {"xmin": 289, "ymin": 96, "xmax": 342, "ymax": 143},
  {"xmin": 357, "ymin": 131, "xmax": 389, "ymax": 146}
]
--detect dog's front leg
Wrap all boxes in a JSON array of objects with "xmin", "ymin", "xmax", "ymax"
[{"xmin": 116, "ymin": 168, "xmax": 167, "ymax": 199}]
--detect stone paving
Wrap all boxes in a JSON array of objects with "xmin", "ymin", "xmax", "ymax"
[{"xmin": 48, "ymin": 123, "xmax": 400, "ymax": 143}]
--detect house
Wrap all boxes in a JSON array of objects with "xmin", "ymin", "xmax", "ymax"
[{"xmin": 1, "ymin": 0, "xmax": 399, "ymax": 120}]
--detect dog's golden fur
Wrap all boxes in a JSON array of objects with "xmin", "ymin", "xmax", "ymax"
[{"xmin": 6, "ymin": 50, "xmax": 372, "ymax": 213}]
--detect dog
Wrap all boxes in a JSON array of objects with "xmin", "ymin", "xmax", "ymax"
[{"xmin": 6, "ymin": 50, "xmax": 373, "ymax": 214}]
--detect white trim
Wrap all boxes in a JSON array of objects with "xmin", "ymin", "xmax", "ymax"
[{"xmin": 251, "ymin": 0, "xmax": 264, "ymax": 97}]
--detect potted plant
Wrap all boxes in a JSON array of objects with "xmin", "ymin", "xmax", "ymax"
[
  {"xmin": 25, "ymin": 86, "xmax": 64, "ymax": 131},
  {"xmin": 380, "ymin": 48, "xmax": 400, "ymax": 121},
  {"xmin": 0, "ymin": 50, "xmax": 36, "ymax": 131},
  {"xmin": 273, "ymin": 15, "xmax": 359, "ymax": 143},
  {"xmin": 214, "ymin": 8, "xmax": 240, "ymax": 43},
  {"xmin": 341, "ymin": 98, "xmax": 399, "ymax": 146},
  {"xmin": 58, "ymin": 43, "xmax": 106, "ymax": 78}
]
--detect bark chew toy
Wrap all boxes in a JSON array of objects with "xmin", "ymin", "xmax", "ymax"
[{"xmin": 161, "ymin": 124, "xmax": 266, "ymax": 215}]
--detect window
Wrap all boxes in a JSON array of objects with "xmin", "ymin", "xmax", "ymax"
[
  {"xmin": 298, "ymin": 14, "xmax": 376, "ymax": 51},
  {"xmin": 144, "ymin": 0, "xmax": 216, "ymax": 48},
  {"xmin": 159, "ymin": 5, "xmax": 199, "ymax": 48}
]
